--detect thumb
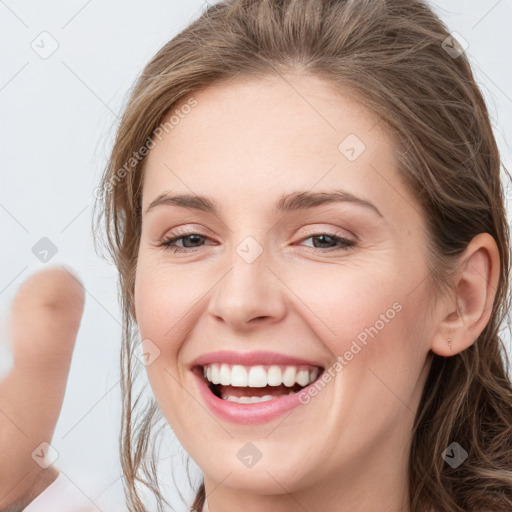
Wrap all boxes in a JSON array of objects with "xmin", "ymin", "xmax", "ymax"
[{"xmin": 0, "ymin": 265, "xmax": 85, "ymax": 506}]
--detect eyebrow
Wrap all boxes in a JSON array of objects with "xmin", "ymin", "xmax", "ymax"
[{"xmin": 144, "ymin": 189, "xmax": 383, "ymax": 218}]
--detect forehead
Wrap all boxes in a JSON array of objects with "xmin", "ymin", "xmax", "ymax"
[{"xmin": 141, "ymin": 73, "xmax": 413, "ymax": 221}]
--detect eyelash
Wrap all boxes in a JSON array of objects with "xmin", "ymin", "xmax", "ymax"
[{"xmin": 158, "ymin": 229, "xmax": 356, "ymax": 254}]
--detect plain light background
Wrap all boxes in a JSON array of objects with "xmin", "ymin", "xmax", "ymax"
[{"xmin": 1, "ymin": 0, "xmax": 511, "ymax": 509}]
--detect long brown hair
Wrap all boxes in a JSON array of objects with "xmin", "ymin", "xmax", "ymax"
[{"xmin": 92, "ymin": 1, "xmax": 512, "ymax": 510}]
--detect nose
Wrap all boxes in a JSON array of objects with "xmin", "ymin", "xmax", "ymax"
[{"xmin": 207, "ymin": 246, "xmax": 287, "ymax": 332}]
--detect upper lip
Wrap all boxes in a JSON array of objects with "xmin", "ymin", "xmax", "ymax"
[{"xmin": 189, "ymin": 350, "xmax": 325, "ymax": 369}]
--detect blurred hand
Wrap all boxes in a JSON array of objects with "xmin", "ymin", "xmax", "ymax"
[{"xmin": 0, "ymin": 266, "xmax": 85, "ymax": 509}]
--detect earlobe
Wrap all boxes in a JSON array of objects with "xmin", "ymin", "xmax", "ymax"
[{"xmin": 430, "ymin": 233, "xmax": 500, "ymax": 357}]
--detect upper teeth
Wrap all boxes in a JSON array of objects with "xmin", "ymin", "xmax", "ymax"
[{"xmin": 203, "ymin": 364, "xmax": 320, "ymax": 388}]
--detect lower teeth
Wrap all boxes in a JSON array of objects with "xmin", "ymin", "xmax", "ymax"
[{"xmin": 222, "ymin": 391, "xmax": 295, "ymax": 404}]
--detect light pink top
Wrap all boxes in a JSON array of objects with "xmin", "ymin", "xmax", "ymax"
[{"xmin": 23, "ymin": 473, "xmax": 209, "ymax": 512}]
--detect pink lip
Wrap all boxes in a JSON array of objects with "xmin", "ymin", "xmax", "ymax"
[
  {"xmin": 192, "ymin": 367, "xmax": 321, "ymax": 425},
  {"xmin": 189, "ymin": 350, "xmax": 324, "ymax": 369}
]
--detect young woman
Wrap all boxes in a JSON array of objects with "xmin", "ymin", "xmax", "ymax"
[{"xmin": 1, "ymin": 0, "xmax": 511, "ymax": 511}]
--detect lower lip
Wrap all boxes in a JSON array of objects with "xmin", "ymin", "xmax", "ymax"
[{"xmin": 192, "ymin": 368, "xmax": 319, "ymax": 425}]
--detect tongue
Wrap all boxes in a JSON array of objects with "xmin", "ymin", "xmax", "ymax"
[{"xmin": 216, "ymin": 383, "xmax": 303, "ymax": 398}]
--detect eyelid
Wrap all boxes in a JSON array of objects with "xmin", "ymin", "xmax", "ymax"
[
  {"xmin": 161, "ymin": 224, "xmax": 354, "ymax": 242},
  {"xmin": 295, "ymin": 224, "xmax": 356, "ymax": 242},
  {"xmin": 158, "ymin": 227, "xmax": 356, "ymax": 255}
]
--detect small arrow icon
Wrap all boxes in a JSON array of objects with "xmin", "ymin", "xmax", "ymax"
[
  {"xmin": 442, "ymin": 32, "xmax": 468, "ymax": 59},
  {"xmin": 339, "ymin": 134, "xmax": 365, "ymax": 161},
  {"xmin": 39, "ymin": 249, "xmax": 48, "ymax": 260},
  {"xmin": 441, "ymin": 442, "xmax": 468, "ymax": 468},
  {"xmin": 237, "ymin": 441, "xmax": 263, "ymax": 468},
  {"xmin": 140, "ymin": 338, "xmax": 160, "ymax": 365},
  {"xmin": 31, "ymin": 442, "xmax": 59, "ymax": 468},
  {"xmin": 30, "ymin": 31, "xmax": 59, "ymax": 60},
  {"xmin": 236, "ymin": 236, "xmax": 263, "ymax": 264}
]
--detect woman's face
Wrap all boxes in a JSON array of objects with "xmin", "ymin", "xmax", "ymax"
[{"xmin": 134, "ymin": 73, "xmax": 437, "ymax": 499}]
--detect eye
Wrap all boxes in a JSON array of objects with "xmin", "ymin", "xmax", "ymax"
[
  {"xmin": 158, "ymin": 230, "xmax": 356, "ymax": 253},
  {"xmin": 158, "ymin": 231, "xmax": 214, "ymax": 253},
  {"xmin": 297, "ymin": 232, "xmax": 356, "ymax": 252}
]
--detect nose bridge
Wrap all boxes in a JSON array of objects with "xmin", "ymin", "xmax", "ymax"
[{"xmin": 207, "ymin": 234, "xmax": 286, "ymax": 328}]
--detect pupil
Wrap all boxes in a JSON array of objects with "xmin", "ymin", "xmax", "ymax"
[
  {"xmin": 184, "ymin": 234, "xmax": 203, "ymax": 247},
  {"xmin": 314, "ymin": 235, "xmax": 334, "ymax": 248}
]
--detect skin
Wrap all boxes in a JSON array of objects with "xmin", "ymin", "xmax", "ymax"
[
  {"xmin": 0, "ymin": 267, "xmax": 84, "ymax": 508},
  {"xmin": 133, "ymin": 73, "xmax": 500, "ymax": 512},
  {"xmin": 0, "ymin": 73, "xmax": 499, "ymax": 511}
]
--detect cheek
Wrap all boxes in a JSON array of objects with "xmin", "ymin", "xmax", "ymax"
[
  {"xmin": 134, "ymin": 261, "xmax": 208, "ymax": 344},
  {"xmin": 282, "ymin": 258, "xmax": 428, "ymax": 399},
  {"xmin": 285, "ymin": 261, "xmax": 406, "ymax": 343}
]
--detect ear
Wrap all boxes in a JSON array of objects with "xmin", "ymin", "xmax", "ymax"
[{"xmin": 430, "ymin": 233, "xmax": 500, "ymax": 357}]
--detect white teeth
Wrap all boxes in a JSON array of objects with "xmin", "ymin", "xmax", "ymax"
[
  {"xmin": 231, "ymin": 365, "xmax": 248, "ymax": 386},
  {"xmin": 248, "ymin": 366, "xmax": 268, "ymax": 387},
  {"xmin": 282, "ymin": 366, "xmax": 296, "ymax": 387},
  {"xmin": 219, "ymin": 364, "xmax": 231, "ymax": 385},
  {"xmin": 202, "ymin": 363, "xmax": 321, "ymax": 388},
  {"xmin": 267, "ymin": 365, "xmax": 282, "ymax": 386},
  {"xmin": 224, "ymin": 392, "xmax": 295, "ymax": 404},
  {"xmin": 296, "ymin": 369, "xmax": 310, "ymax": 387},
  {"xmin": 211, "ymin": 364, "xmax": 220, "ymax": 384}
]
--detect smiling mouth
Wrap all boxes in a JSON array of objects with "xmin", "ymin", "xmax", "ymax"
[{"xmin": 196, "ymin": 363, "xmax": 324, "ymax": 404}]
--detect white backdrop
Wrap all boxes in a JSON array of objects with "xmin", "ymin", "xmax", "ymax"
[{"xmin": 1, "ymin": 1, "xmax": 511, "ymax": 509}]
